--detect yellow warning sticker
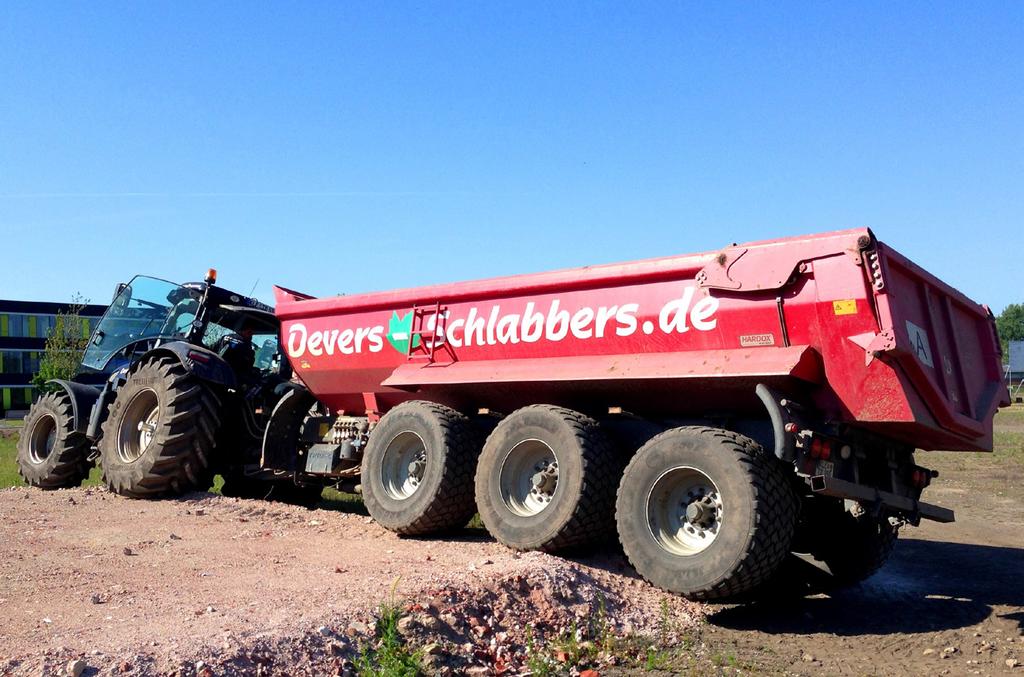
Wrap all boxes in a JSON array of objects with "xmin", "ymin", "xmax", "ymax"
[{"xmin": 832, "ymin": 300, "xmax": 857, "ymax": 315}]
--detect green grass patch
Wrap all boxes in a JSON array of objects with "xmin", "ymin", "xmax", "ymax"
[
  {"xmin": 320, "ymin": 487, "xmax": 369, "ymax": 515},
  {"xmin": 521, "ymin": 593, "xmax": 701, "ymax": 674},
  {"xmin": 0, "ymin": 435, "xmax": 20, "ymax": 487},
  {"xmin": 994, "ymin": 429, "xmax": 1024, "ymax": 464},
  {"xmin": 995, "ymin": 402, "xmax": 1024, "ymax": 426},
  {"xmin": 356, "ymin": 580, "xmax": 422, "ymax": 677}
]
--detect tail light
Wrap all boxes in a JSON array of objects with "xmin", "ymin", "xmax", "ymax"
[
  {"xmin": 910, "ymin": 466, "xmax": 933, "ymax": 489},
  {"xmin": 809, "ymin": 437, "xmax": 833, "ymax": 460},
  {"xmin": 187, "ymin": 350, "xmax": 211, "ymax": 364}
]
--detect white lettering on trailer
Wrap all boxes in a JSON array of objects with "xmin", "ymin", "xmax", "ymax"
[
  {"xmin": 287, "ymin": 323, "xmax": 386, "ymax": 358},
  {"xmin": 284, "ymin": 285, "xmax": 720, "ymax": 359},
  {"xmin": 905, "ymin": 321, "xmax": 934, "ymax": 368}
]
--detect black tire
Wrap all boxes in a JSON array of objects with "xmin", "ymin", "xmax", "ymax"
[
  {"xmin": 813, "ymin": 502, "xmax": 899, "ymax": 585},
  {"xmin": 616, "ymin": 426, "xmax": 798, "ymax": 600},
  {"xmin": 475, "ymin": 405, "xmax": 618, "ymax": 553},
  {"xmin": 16, "ymin": 391, "xmax": 91, "ymax": 489},
  {"xmin": 221, "ymin": 472, "xmax": 323, "ymax": 509},
  {"xmin": 361, "ymin": 401, "xmax": 479, "ymax": 535},
  {"xmin": 99, "ymin": 357, "xmax": 219, "ymax": 498}
]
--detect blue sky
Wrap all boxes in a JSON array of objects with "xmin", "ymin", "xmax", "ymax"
[{"xmin": 1, "ymin": 2, "xmax": 1021, "ymax": 312}]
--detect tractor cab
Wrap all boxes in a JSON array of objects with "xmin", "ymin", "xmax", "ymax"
[{"xmin": 79, "ymin": 272, "xmax": 282, "ymax": 382}]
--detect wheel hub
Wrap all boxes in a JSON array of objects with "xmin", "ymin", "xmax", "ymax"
[
  {"xmin": 380, "ymin": 431, "xmax": 428, "ymax": 500},
  {"xmin": 530, "ymin": 463, "xmax": 558, "ymax": 494},
  {"xmin": 28, "ymin": 413, "xmax": 57, "ymax": 465},
  {"xmin": 117, "ymin": 388, "xmax": 160, "ymax": 463},
  {"xmin": 137, "ymin": 411, "xmax": 159, "ymax": 449},
  {"xmin": 499, "ymin": 440, "xmax": 559, "ymax": 517},
  {"xmin": 407, "ymin": 457, "xmax": 426, "ymax": 485},
  {"xmin": 685, "ymin": 500, "xmax": 713, "ymax": 528},
  {"xmin": 647, "ymin": 467, "xmax": 724, "ymax": 556}
]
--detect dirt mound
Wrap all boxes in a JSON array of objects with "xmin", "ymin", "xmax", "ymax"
[{"xmin": 0, "ymin": 487, "xmax": 701, "ymax": 676}]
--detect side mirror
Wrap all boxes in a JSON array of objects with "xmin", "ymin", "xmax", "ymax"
[{"xmin": 112, "ymin": 282, "xmax": 128, "ymax": 302}]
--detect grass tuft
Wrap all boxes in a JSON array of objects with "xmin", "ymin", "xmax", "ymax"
[{"xmin": 356, "ymin": 578, "xmax": 422, "ymax": 677}]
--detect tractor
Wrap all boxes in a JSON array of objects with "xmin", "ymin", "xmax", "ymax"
[{"xmin": 16, "ymin": 270, "xmax": 322, "ymax": 506}]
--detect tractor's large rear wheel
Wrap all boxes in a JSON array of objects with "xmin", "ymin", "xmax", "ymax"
[
  {"xmin": 361, "ymin": 401, "xmax": 479, "ymax": 535},
  {"xmin": 616, "ymin": 426, "xmax": 798, "ymax": 600},
  {"xmin": 17, "ymin": 391, "xmax": 91, "ymax": 489},
  {"xmin": 99, "ymin": 357, "xmax": 218, "ymax": 497}
]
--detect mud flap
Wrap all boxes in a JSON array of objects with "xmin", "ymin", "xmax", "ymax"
[
  {"xmin": 261, "ymin": 385, "xmax": 316, "ymax": 472},
  {"xmin": 46, "ymin": 379, "xmax": 101, "ymax": 436}
]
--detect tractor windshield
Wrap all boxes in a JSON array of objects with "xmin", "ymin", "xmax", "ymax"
[{"xmin": 80, "ymin": 276, "xmax": 200, "ymax": 372}]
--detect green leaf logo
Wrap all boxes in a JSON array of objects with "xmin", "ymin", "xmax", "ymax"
[{"xmin": 386, "ymin": 311, "xmax": 421, "ymax": 354}]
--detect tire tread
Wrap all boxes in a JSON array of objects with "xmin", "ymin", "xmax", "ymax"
[
  {"xmin": 389, "ymin": 400, "xmax": 479, "ymax": 535},
  {"xmin": 99, "ymin": 356, "xmax": 217, "ymax": 498},
  {"xmin": 478, "ymin": 404, "xmax": 621, "ymax": 552},
  {"xmin": 617, "ymin": 425, "xmax": 798, "ymax": 600},
  {"xmin": 17, "ymin": 391, "xmax": 91, "ymax": 489}
]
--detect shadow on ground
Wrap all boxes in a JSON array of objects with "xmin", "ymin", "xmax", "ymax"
[
  {"xmin": 709, "ymin": 538, "xmax": 1024, "ymax": 636},
  {"xmin": 254, "ymin": 485, "xmax": 1024, "ymax": 639}
]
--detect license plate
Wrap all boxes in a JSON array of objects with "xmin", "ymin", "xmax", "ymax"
[{"xmin": 816, "ymin": 460, "xmax": 835, "ymax": 477}]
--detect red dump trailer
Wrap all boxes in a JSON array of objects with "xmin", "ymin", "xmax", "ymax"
[{"xmin": 267, "ymin": 228, "xmax": 1008, "ymax": 599}]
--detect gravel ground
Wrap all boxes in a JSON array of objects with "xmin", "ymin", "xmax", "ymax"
[
  {"xmin": 1, "ymin": 412, "xmax": 1021, "ymax": 676},
  {"xmin": 672, "ymin": 447, "xmax": 1024, "ymax": 677},
  {"xmin": 0, "ymin": 487, "xmax": 702, "ymax": 676}
]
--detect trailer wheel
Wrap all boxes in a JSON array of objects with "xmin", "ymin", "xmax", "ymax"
[
  {"xmin": 475, "ymin": 405, "xmax": 618, "ymax": 553},
  {"xmin": 813, "ymin": 502, "xmax": 899, "ymax": 585},
  {"xmin": 16, "ymin": 391, "xmax": 92, "ymax": 489},
  {"xmin": 616, "ymin": 426, "xmax": 798, "ymax": 600},
  {"xmin": 99, "ymin": 357, "xmax": 218, "ymax": 497},
  {"xmin": 361, "ymin": 401, "xmax": 479, "ymax": 535}
]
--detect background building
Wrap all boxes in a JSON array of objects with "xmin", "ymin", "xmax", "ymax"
[
  {"xmin": 1009, "ymin": 340, "xmax": 1024, "ymax": 403},
  {"xmin": 0, "ymin": 299, "xmax": 106, "ymax": 417}
]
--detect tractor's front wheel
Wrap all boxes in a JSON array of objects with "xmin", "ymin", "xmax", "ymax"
[
  {"xmin": 17, "ymin": 391, "xmax": 91, "ymax": 489},
  {"xmin": 99, "ymin": 357, "xmax": 218, "ymax": 497}
]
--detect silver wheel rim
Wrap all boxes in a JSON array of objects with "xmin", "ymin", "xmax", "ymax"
[
  {"xmin": 117, "ymin": 389, "xmax": 159, "ymax": 463},
  {"xmin": 28, "ymin": 414, "xmax": 57, "ymax": 465},
  {"xmin": 498, "ymin": 439, "xmax": 558, "ymax": 517},
  {"xmin": 647, "ymin": 466, "xmax": 723, "ymax": 556},
  {"xmin": 380, "ymin": 431, "xmax": 427, "ymax": 500}
]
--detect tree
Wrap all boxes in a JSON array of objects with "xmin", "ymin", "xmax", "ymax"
[
  {"xmin": 996, "ymin": 303, "xmax": 1024, "ymax": 358},
  {"xmin": 32, "ymin": 296, "xmax": 90, "ymax": 389}
]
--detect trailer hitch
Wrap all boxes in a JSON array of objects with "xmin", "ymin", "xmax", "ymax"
[{"xmin": 807, "ymin": 474, "xmax": 955, "ymax": 524}]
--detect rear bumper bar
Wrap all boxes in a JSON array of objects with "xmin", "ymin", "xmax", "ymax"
[{"xmin": 808, "ymin": 475, "xmax": 955, "ymax": 524}]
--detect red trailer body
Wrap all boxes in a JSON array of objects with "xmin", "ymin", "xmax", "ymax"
[
  {"xmin": 22, "ymin": 228, "xmax": 1004, "ymax": 600},
  {"xmin": 274, "ymin": 228, "xmax": 1006, "ymax": 453}
]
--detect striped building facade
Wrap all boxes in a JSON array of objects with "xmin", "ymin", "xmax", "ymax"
[{"xmin": 0, "ymin": 299, "xmax": 107, "ymax": 416}]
